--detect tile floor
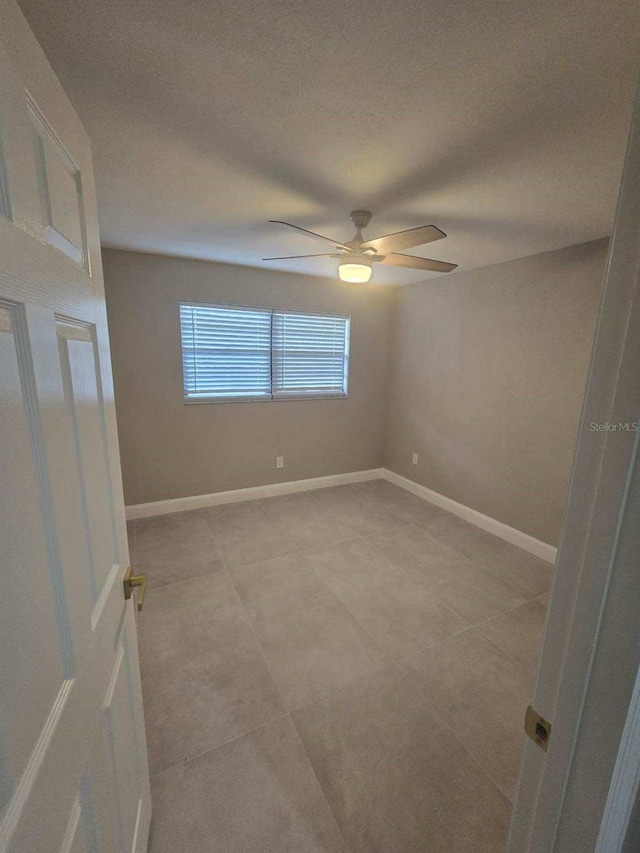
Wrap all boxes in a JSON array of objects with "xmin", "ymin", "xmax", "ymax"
[{"xmin": 130, "ymin": 479, "xmax": 552, "ymax": 852}]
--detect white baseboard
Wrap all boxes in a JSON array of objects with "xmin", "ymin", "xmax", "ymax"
[
  {"xmin": 382, "ymin": 469, "xmax": 557, "ymax": 564},
  {"xmin": 125, "ymin": 466, "xmax": 557, "ymax": 565},
  {"xmin": 125, "ymin": 468, "xmax": 385, "ymax": 520}
]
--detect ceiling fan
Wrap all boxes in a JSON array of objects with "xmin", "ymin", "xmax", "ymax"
[{"xmin": 263, "ymin": 210, "xmax": 457, "ymax": 283}]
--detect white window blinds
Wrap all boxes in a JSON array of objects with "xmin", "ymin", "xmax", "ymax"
[
  {"xmin": 272, "ymin": 310, "xmax": 350, "ymax": 398},
  {"xmin": 179, "ymin": 303, "xmax": 272, "ymax": 400},
  {"xmin": 180, "ymin": 302, "xmax": 350, "ymax": 402}
]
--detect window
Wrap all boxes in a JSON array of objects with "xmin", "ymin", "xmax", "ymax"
[
  {"xmin": 179, "ymin": 302, "xmax": 350, "ymax": 402},
  {"xmin": 271, "ymin": 310, "xmax": 350, "ymax": 399}
]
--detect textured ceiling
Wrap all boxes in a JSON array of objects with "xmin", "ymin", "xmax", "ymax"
[{"xmin": 18, "ymin": 0, "xmax": 640, "ymax": 284}]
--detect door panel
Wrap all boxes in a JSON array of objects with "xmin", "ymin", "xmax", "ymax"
[
  {"xmin": 0, "ymin": 1, "xmax": 151, "ymax": 851},
  {"xmin": 0, "ymin": 302, "xmax": 67, "ymax": 811},
  {"xmin": 104, "ymin": 627, "xmax": 146, "ymax": 851},
  {"xmin": 56, "ymin": 320, "xmax": 119, "ymax": 601},
  {"xmin": 29, "ymin": 99, "xmax": 87, "ymax": 268}
]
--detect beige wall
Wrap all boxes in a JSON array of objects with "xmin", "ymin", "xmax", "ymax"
[
  {"xmin": 385, "ymin": 239, "xmax": 607, "ymax": 546},
  {"xmin": 103, "ymin": 249, "xmax": 395, "ymax": 505},
  {"xmin": 104, "ymin": 240, "xmax": 605, "ymax": 545}
]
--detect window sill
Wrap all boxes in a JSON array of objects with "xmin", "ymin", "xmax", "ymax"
[{"xmin": 184, "ymin": 394, "xmax": 349, "ymax": 405}]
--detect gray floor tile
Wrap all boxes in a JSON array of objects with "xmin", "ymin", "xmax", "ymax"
[
  {"xmin": 133, "ymin": 510, "xmax": 224, "ymax": 589},
  {"xmin": 336, "ymin": 499, "xmax": 412, "ymax": 537},
  {"xmin": 347, "ymin": 478, "xmax": 406, "ymax": 502},
  {"xmin": 399, "ymin": 628, "xmax": 533, "ymax": 716},
  {"xmin": 231, "ymin": 553, "xmax": 387, "ymax": 709},
  {"xmin": 379, "ymin": 489, "xmax": 447, "ymax": 525},
  {"xmin": 230, "ymin": 550, "xmax": 315, "ymax": 605},
  {"xmin": 399, "ymin": 628, "xmax": 532, "ymax": 798},
  {"xmin": 138, "ymin": 573, "xmax": 285, "ymax": 773},
  {"xmin": 351, "ymin": 479, "xmax": 447, "ymax": 524},
  {"xmin": 305, "ymin": 539, "xmax": 469, "ymax": 659},
  {"xmin": 312, "ymin": 484, "xmax": 372, "ymax": 513},
  {"xmin": 200, "ymin": 499, "xmax": 267, "ymax": 539},
  {"xmin": 477, "ymin": 599, "xmax": 547, "ymax": 687},
  {"xmin": 149, "ymin": 716, "xmax": 346, "ymax": 853},
  {"xmin": 292, "ymin": 664, "xmax": 511, "ymax": 853},
  {"xmin": 283, "ymin": 514, "xmax": 361, "ymax": 549},
  {"xmin": 256, "ymin": 490, "xmax": 326, "ymax": 522},
  {"xmin": 479, "ymin": 543, "xmax": 553, "ymax": 599},
  {"xmin": 435, "ymin": 675, "xmax": 527, "ymax": 800},
  {"xmin": 259, "ymin": 492, "xmax": 362, "ymax": 549},
  {"xmin": 537, "ymin": 591, "xmax": 551, "ymax": 608},
  {"xmin": 138, "ymin": 483, "xmax": 551, "ymax": 848},
  {"xmin": 369, "ymin": 525, "xmax": 526, "ymax": 623},
  {"xmin": 419, "ymin": 510, "xmax": 480, "ymax": 542},
  {"xmin": 473, "ymin": 539, "xmax": 552, "ymax": 598},
  {"xmin": 215, "ymin": 516, "xmax": 298, "ymax": 569},
  {"xmin": 426, "ymin": 515, "xmax": 554, "ymax": 597}
]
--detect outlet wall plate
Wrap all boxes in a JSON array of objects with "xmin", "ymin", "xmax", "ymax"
[
  {"xmin": 276, "ymin": 456, "xmax": 284, "ymax": 468},
  {"xmin": 412, "ymin": 453, "xmax": 419, "ymax": 465}
]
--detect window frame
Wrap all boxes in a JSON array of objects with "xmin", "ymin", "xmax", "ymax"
[{"xmin": 179, "ymin": 300, "xmax": 351, "ymax": 404}]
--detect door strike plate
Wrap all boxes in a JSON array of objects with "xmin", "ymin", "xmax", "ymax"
[{"xmin": 524, "ymin": 705, "xmax": 551, "ymax": 752}]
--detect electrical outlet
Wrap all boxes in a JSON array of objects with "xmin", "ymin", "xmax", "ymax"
[
  {"xmin": 276, "ymin": 456, "xmax": 284, "ymax": 469},
  {"xmin": 412, "ymin": 453, "xmax": 419, "ymax": 465}
]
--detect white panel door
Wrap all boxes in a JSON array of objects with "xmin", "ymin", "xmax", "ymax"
[{"xmin": 0, "ymin": 2, "xmax": 151, "ymax": 852}]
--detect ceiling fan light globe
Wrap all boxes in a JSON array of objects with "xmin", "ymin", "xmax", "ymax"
[{"xmin": 338, "ymin": 256, "xmax": 373, "ymax": 283}]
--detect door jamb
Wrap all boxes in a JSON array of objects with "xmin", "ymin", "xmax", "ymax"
[{"xmin": 509, "ymin": 77, "xmax": 640, "ymax": 852}]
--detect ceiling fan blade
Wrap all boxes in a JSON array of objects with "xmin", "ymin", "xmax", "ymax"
[
  {"xmin": 269, "ymin": 220, "xmax": 351, "ymax": 251},
  {"xmin": 381, "ymin": 253, "xmax": 457, "ymax": 273},
  {"xmin": 362, "ymin": 225, "xmax": 446, "ymax": 254},
  {"xmin": 262, "ymin": 253, "xmax": 341, "ymax": 260}
]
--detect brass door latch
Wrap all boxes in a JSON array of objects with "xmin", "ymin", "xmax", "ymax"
[
  {"xmin": 525, "ymin": 705, "xmax": 552, "ymax": 752},
  {"xmin": 123, "ymin": 566, "xmax": 148, "ymax": 612}
]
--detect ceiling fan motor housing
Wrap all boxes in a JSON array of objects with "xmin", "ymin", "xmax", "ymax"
[{"xmin": 350, "ymin": 210, "xmax": 372, "ymax": 231}]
